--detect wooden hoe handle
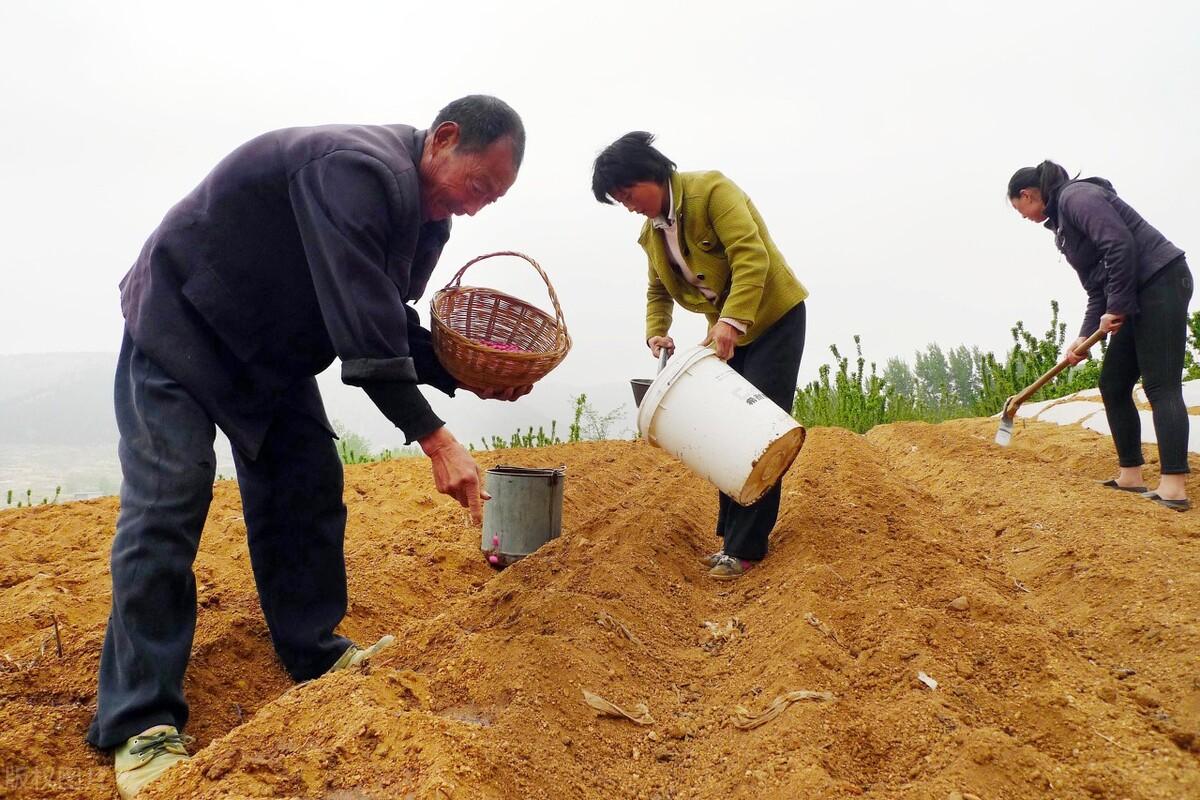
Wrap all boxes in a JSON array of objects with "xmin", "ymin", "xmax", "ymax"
[{"xmin": 1007, "ymin": 328, "xmax": 1106, "ymax": 414}]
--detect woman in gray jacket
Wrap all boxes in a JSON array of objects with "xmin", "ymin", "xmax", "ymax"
[{"xmin": 1008, "ymin": 160, "xmax": 1192, "ymax": 511}]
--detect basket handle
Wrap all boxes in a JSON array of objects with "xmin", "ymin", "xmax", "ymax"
[{"xmin": 444, "ymin": 251, "xmax": 568, "ymax": 336}]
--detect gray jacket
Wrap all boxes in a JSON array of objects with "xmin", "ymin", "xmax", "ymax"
[{"xmin": 1044, "ymin": 178, "xmax": 1184, "ymax": 337}]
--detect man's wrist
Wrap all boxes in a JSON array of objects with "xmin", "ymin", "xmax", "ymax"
[{"xmin": 418, "ymin": 425, "xmax": 452, "ymax": 456}]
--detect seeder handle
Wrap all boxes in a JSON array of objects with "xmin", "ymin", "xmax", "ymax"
[{"xmin": 1007, "ymin": 328, "xmax": 1105, "ymax": 414}]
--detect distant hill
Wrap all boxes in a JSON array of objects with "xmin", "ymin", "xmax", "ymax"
[
  {"xmin": 0, "ymin": 353, "xmax": 119, "ymax": 446},
  {"xmin": 0, "ymin": 352, "xmax": 636, "ymax": 498}
]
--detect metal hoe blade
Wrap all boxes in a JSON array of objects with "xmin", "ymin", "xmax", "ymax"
[
  {"xmin": 994, "ymin": 394, "xmax": 1019, "ymax": 447},
  {"xmin": 994, "ymin": 413, "xmax": 1014, "ymax": 447}
]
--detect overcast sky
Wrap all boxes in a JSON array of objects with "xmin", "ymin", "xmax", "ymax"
[{"xmin": 1, "ymin": 1, "xmax": 1197, "ymax": 400}]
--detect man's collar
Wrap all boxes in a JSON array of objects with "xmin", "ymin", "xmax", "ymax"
[{"xmin": 413, "ymin": 128, "xmax": 430, "ymax": 222}]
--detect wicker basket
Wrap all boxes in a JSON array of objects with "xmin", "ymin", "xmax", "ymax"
[{"xmin": 430, "ymin": 251, "xmax": 572, "ymax": 390}]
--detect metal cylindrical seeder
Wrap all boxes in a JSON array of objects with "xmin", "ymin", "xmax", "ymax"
[{"xmin": 481, "ymin": 465, "xmax": 566, "ymax": 567}]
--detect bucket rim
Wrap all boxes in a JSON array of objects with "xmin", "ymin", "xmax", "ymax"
[
  {"xmin": 635, "ymin": 345, "xmax": 717, "ymax": 438},
  {"xmin": 488, "ymin": 464, "xmax": 566, "ymax": 477}
]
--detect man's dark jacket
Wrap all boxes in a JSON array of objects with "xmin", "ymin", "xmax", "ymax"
[
  {"xmin": 120, "ymin": 124, "xmax": 457, "ymax": 459},
  {"xmin": 1045, "ymin": 177, "xmax": 1185, "ymax": 337}
]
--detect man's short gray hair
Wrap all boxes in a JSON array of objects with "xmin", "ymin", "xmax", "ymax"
[{"xmin": 432, "ymin": 95, "xmax": 525, "ymax": 167}]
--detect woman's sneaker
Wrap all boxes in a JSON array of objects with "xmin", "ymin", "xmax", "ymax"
[
  {"xmin": 709, "ymin": 554, "xmax": 753, "ymax": 580},
  {"xmin": 114, "ymin": 725, "xmax": 193, "ymax": 799}
]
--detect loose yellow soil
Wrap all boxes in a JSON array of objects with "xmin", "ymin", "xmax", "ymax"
[{"xmin": 1, "ymin": 419, "xmax": 1197, "ymax": 799}]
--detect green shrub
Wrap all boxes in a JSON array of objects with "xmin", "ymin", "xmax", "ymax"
[
  {"xmin": 471, "ymin": 394, "xmax": 626, "ymax": 451},
  {"xmin": 476, "ymin": 421, "xmax": 561, "ymax": 451},
  {"xmin": 1184, "ymin": 310, "xmax": 1200, "ymax": 381},
  {"xmin": 793, "ymin": 301, "xmax": 1110, "ymax": 432}
]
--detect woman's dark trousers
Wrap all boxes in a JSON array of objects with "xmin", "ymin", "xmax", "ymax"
[
  {"xmin": 87, "ymin": 333, "xmax": 352, "ymax": 749},
  {"xmin": 717, "ymin": 302, "xmax": 807, "ymax": 562},
  {"xmin": 1099, "ymin": 258, "xmax": 1194, "ymax": 475}
]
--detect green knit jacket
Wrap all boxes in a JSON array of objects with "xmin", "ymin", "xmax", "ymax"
[{"xmin": 639, "ymin": 170, "xmax": 808, "ymax": 345}]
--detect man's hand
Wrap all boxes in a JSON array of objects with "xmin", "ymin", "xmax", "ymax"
[
  {"xmin": 701, "ymin": 321, "xmax": 739, "ymax": 361},
  {"xmin": 1064, "ymin": 335, "xmax": 1091, "ymax": 366},
  {"xmin": 461, "ymin": 383, "xmax": 532, "ymax": 402},
  {"xmin": 1099, "ymin": 312, "xmax": 1125, "ymax": 335},
  {"xmin": 418, "ymin": 426, "xmax": 490, "ymax": 525},
  {"xmin": 647, "ymin": 336, "xmax": 675, "ymax": 358}
]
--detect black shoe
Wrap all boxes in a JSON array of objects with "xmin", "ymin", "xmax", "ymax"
[
  {"xmin": 1098, "ymin": 479, "xmax": 1148, "ymax": 493},
  {"xmin": 1140, "ymin": 492, "xmax": 1191, "ymax": 512}
]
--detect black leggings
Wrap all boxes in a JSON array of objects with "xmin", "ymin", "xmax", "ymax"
[{"xmin": 1098, "ymin": 257, "xmax": 1194, "ymax": 474}]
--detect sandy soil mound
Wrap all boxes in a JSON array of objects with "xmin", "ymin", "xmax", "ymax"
[{"xmin": 1, "ymin": 420, "xmax": 1197, "ymax": 799}]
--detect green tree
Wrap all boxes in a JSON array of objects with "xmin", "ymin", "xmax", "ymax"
[
  {"xmin": 947, "ymin": 345, "xmax": 980, "ymax": 407},
  {"xmin": 913, "ymin": 343, "xmax": 951, "ymax": 407},
  {"xmin": 882, "ymin": 356, "xmax": 914, "ymax": 399}
]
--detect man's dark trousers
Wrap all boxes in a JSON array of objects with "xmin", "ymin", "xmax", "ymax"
[
  {"xmin": 716, "ymin": 301, "xmax": 807, "ymax": 562},
  {"xmin": 86, "ymin": 332, "xmax": 352, "ymax": 749}
]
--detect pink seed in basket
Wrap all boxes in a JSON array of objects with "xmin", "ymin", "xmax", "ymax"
[
  {"xmin": 472, "ymin": 338, "xmax": 528, "ymax": 352},
  {"xmin": 488, "ymin": 554, "xmax": 500, "ymax": 565}
]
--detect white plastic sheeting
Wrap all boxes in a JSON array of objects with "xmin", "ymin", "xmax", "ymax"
[
  {"xmin": 1184, "ymin": 382, "xmax": 1200, "ymax": 407},
  {"xmin": 1002, "ymin": 379, "xmax": 1200, "ymax": 454},
  {"xmin": 1035, "ymin": 401, "xmax": 1107, "ymax": 426},
  {"xmin": 1014, "ymin": 398, "xmax": 1059, "ymax": 419}
]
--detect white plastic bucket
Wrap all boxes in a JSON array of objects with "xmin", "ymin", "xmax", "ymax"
[{"xmin": 636, "ymin": 345, "xmax": 806, "ymax": 505}]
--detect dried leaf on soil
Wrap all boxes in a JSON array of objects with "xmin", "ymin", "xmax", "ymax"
[
  {"xmin": 731, "ymin": 689, "xmax": 834, "ymax": 730},
  {"xmin": 595, "ymin": 611, "xmax": 642, "ymax": 646},
  {"xmin": 581, "ymin": 689, "xmax": 655, "ymax": 725}
]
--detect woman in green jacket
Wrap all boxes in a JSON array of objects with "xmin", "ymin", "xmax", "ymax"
[{"xmin": 592, "ymin": 132, "xmax": 809, "ymax": 579}]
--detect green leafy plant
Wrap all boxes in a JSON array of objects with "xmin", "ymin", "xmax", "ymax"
[
  {"xmin": 476, "ymin": 421, "xmax": 561, "ymax": 451},
  {"xmin": 332, "ymin": 420, "xmax": 418, "ymax": 464},
  {"xmin": 471, "ymin": 394, "xmax": 627, "ymax": 451},
  {"xmin": 568, "ymin": 394, "xmax": 625, "ymax": 442}
]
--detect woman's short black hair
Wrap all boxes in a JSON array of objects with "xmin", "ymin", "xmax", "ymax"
[
  {"xmin": 1007, "ymin": 159, "xmax": 1070, "ymax": 201},
  {"xmin": 591, "ymin": 131, "xmax": 677, "ymax": 204}
]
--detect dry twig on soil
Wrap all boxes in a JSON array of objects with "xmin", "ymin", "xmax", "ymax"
[{"xmin": 1093, "ymin": 729, "xmax": 1135, "ymax": 752}]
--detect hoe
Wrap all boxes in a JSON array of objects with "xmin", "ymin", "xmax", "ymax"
[{"xmin": 995, "ymin": 328, "xmax": 1105, "ymax": 447}]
